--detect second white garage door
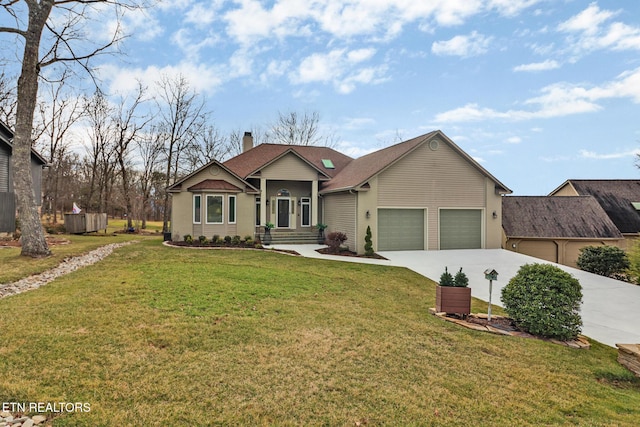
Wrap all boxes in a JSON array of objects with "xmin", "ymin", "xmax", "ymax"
[{"xmin": 378, "ymin": 209, "xmax": 425, "ymax": 251}]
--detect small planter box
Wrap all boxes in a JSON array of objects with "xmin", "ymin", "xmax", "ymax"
[
  {"xmin": 616, "ymin": 344, "xmax": 640, "ymax": 378},
  {"xmin": 436, "ymin": 286, "xmax": 471, "ymax": 315}
]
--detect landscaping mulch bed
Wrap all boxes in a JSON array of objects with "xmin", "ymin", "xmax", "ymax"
[
  {"xmin": 164, "ymin": 241, "xmax": 300, "ymax": 256},
  {"xmin": 0, "ymin": 236, "xmax": 71, "ymax": 248},
  {"xmin": 429, "ymin": 310, "xmax": 591, "ymax": 349},
  {"xmin": 316, "ymin": 247, "xmax": 388, "ymax": 260}
]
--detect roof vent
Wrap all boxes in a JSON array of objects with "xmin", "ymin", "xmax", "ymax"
[{"xmin": 322, "ymin": 159, "xmax": 335, "ymax": 169}]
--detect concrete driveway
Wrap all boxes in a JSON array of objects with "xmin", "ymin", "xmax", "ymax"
[
  {"xmin": 378, "ymin": 249, "xmax": 640, "ymax": 348},
  {"xmin": 273, "ymin": 244, "xmax": 640, "ymax": 347}
]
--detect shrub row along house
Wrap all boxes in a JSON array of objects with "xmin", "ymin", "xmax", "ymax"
[
  {"xmin": 0, "ymin": 121, "xmax": 47, "ymax": 233},
  {"xmin": 502, "ymin": 180, "xmax": 640, "ymax": 267},
  {"xmin": 168, "ymin": 130, "xmax": 512, "ymax": 253}
]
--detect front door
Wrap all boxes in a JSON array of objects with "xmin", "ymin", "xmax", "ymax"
[{"xmin": 277, "ymin": 198, "xmax": 290, "ymax": 228}]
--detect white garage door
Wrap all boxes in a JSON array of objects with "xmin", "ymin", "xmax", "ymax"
[
  {"xmin": 440, "ymin": 209, "xmax": 482, "ymax": 249},
  {"xmin": 378, "ymin": 209, "xmax": 425, "ymax": 251}
]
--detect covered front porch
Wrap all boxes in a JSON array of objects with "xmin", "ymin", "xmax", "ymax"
[{"xmin": 253, "ymin": 179, "xmax": 322, "ymax": 231}]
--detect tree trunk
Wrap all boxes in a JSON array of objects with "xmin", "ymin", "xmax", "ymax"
[{"xmin": 12, "ymin": 2, "xmax": 54, "ymax": 257}]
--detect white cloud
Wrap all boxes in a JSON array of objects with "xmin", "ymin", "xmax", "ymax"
[
  {"xmin": 343, "ymin": 117, "xmax": 376, "ymax": 130},
  {"xmin": 221, "ymin": 0, "xmax": 538, "ymax": 45},
  {"xmin": 157, "ymin": 0, "xmax": 193, "ymax": 11},
  {"xmin": 171, "ymin": 28, "xmax": 220, "ymax": 60},
  {"xmin": 99, "ymin": 62, "xmax": 224, "ymax": 97},
  {"xmin": 506, "ymin": 136, "xmax": 522, "ymax": 144},
  {"xmin": 513, "ymin": 59, "xmax": 560, "ymax": 72},
  {"xmin": 580, "ymin": 148, "xmax": 640, "ymax": 160},
  {"xmin": 184, "ymin": 1, "xmax": 224, "ymax": 26},
  {"xmin": 488, "ymin": 0, "xmax": 542, "ymax": 17},
  {"xmin": 260, "ymin": 60, "xmax": 291, "ymax": 84},
  {"xmin": 557, "ymin": 3, "xmax": 640, "ymax": 59},
  {"xmin": 431, "ymin": 31, "xmax": 493, "ymax": 57},
  {"xmin": 557, "ymin": 3, "xmax": 617, "ymax": 35},
  {"xmin": 291, "ymin": 48, "xmax": 387, "ymax": 94},
  {"xmin": 433, "ymin": 66, "xmax": 640, "ymax": 123}
]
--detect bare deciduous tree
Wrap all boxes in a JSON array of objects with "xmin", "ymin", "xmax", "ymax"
[
  {"xmin": 112, "ymin": 82, "xmax": 149, "ymax": 229},
  {"xmin": 265, "ymin": 110, "xmax": 338, "ymax": 147},
  {"xmin": 0, "ymin": 71, "xmax": 17, "ymax": 126},
  {"xmin": 0, "ymin": 0, "xmax": 141, "ymax": 257},
  {"xmin": 135, "ymin": 126, "xmax": 163, "ymax": 229},
  {"xmin": 34, "ymin": 70, "xmax": 84, "ymax": 223},
  {"xmin": 154, "ymin": 74, "xmax": 208, "ymax": 233}
]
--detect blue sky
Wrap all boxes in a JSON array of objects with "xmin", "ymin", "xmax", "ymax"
[{"xmin": 8, "ymin": 0, "xmax": 640, "ymax": 195}]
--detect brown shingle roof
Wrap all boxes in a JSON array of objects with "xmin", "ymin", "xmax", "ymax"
[
  {"xmin": 223, "ymin": 144, "xmax": 353, "ymax": 179},
  {"xmin": 320, "ymin": 130, "xmax": 512, "ymax": 194},
  {"xmin": 320, "ymin": 133, "xmax": 432, "ymax": 192},
  {"xmin": 187, "ymin": 179, "xmax": 242, "ymax": 192},
  {"xmin": 552, "ymin": 180, "xmax": 640, "ymax": 234},
  {"xmin": 502, "ymin": 196, "xmax": 623, "ymax": 239}
]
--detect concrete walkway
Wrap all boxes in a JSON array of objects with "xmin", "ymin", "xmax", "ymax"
[{"xmin": 272, "ymin": 245, "xmax": 640, "ymax": 348}]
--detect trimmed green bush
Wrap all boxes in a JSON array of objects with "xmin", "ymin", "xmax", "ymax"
[
  {"xmin": 184, "ymin": 234, "xmax": 193, "ymax": 244},
  {"xmin": 439, "ymin": 267, "xmax": 455, "ymax": 287},
  {"xmin": 453, "ymin": 268, "xmax": 469, "ymax": 287},
  {"xmin": 501, "ymin": 263, "xmax": 582, "ymax": 340},
  {"xmin": 364, "ymin": 225, "xmax": 374, "ymax": 257},
  {"xmin": 577, "ymin": 245, "xmax": 629, "ymax": 278}
]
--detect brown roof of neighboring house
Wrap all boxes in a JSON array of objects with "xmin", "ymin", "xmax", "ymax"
[
  {"xmin": 551, "ymin": 179, "xmax": 640, "ymax": 234},
  {"xmin": 187, "ymin": 179, "xmax": 242, "ymax": 192},
  {"xmin": 502, "ymin": 196, "xmax": 623, "ymax": 239},
  {"xmin": 320, "ymin": 130, "xmax": 512, "ymax": 194},
  {"xmin": 223, "ymin": 144, "xmax": 353, "ymax": 179}
]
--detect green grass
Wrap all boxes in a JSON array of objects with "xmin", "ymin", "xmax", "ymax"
[
  {"xmin": 1, "ymin": 240, "xmax": 639, "ymax": 425},
  {"xmin": 0, "ymin": 233, "xmax": 146, "ymax": 284}
]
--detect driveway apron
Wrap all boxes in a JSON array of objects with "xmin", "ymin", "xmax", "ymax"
[{"xmin": 378, "ymin": 249, "xmax": 640, "ymax": 348}]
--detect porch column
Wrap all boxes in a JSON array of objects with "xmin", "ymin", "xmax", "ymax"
[
  {"xmin": 312, "ymin": 180, "xmax": 318, "ymax": 226},
  {"xmin": 260, "ymin": 177, "xmax": 267, "ymax": 226}
]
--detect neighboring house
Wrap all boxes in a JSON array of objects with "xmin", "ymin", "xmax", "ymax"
[
  {"xmin": 550, "ymin": 179, "xmax": 640, "ymax": 249},
  {"xmin": 502, "ymin": 196, "xmax": 624, "ymax": 267},
  {"xmin": 0, "ymin": 121, "xmax": 47, "ymax": 233},
  {"xmin": 168, "ymin": 130, "xmax": 512, "ymax": 253}
]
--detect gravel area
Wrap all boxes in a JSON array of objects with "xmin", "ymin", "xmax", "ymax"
[{"xmin": 0, "ymin": 241, "xmax": 136, "ymax": 299}]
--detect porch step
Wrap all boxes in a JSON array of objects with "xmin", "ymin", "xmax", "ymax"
[{"xmin": 258, "ymin": 231, "xmax": 322, "ymax": 245}]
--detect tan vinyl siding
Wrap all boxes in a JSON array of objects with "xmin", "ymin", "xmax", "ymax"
[
  {"xmin": 323, "ymin": 192, "xmax": 356, "ymax": 251},
  {"xmin": 378, "ymin": 141, "xmax": 485, "ymax": 250},
  {"xmin": 261, "ymin": 153, "xmax": 318, "ymax": 180},
  {"xmin": 170, "ymin": 166, "xmax": 252, "ymax": 240},
  {"xmin": 515, "ymin": 240, "xmax": 558, "ymax": 263},
  {"xmin": 552, "ymin": 184, "xmax": 579, "ymax": 196}
]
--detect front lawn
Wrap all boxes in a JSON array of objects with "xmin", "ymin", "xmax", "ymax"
[{"xmin": 0, "ymin": 240, "xmax": 638, "ymax": 425}]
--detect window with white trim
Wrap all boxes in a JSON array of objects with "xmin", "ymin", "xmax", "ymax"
[
  {"xmin": 206, "ymin": 195, "xmax": 224, "ymax": 224},
  {"xmin": 228, "ymin": 195, "xmax": 236, "ymax": 224},
  {"xmin": 193, "ymin": 194, "xmax": 202, "ymax": 224}
]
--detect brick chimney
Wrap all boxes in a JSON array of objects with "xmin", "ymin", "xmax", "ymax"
[{"xmin": 242, "ymin": 131, "xmax": 253, "ymax": 152}]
